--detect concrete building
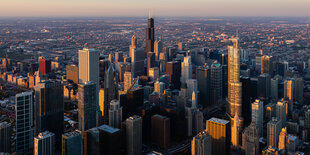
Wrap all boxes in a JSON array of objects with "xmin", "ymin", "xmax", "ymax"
[
  {"xmin": 126, "ymin": 115, "xmax": 142, "ymax": 155},
  {"xmin": 108, "ymin": 99, "xmax": 122, "ymax": 128},
  {"xmin": 34, "ymin": 131, "xmax": 55, "ymax": 155},
  {"xmin": 191, "ymin": 131, "xmax": 212, "ymax": 155}
]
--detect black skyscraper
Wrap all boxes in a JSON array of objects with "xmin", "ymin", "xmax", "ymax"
[{"xmin": 145, "ymin": 18, "xmax": 155, "ymax": 54}]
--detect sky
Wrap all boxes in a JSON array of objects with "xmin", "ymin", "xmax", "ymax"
[{"xmin": 0, "ymin": 0, "xmax": 309, "ymax": 17}]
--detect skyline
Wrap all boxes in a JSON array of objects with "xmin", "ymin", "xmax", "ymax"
[{"xmin": 0, "ymin": 0, "xmax": 310, "ymax": 17}]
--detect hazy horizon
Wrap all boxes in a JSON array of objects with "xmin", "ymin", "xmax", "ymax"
[{"xmin": 0, "ymin": 0, "xmax": 310, "ymax": 17}]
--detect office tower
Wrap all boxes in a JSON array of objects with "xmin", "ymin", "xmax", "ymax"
[
  {"xmin": 78, "ymin": 48, "xmax": 99, "ymax": 104},
  {"xmin": 147, "ymin": 52, "xmax": 155, "ymax": 76},
  {"xmin": 82, "ymin": 127, "xmax": 100, "ymax": 155},
  {"xmin": 278, "ymin": 127, "xmax": 287, "ymax": 152},
  {"xmin": 284, "ymin": 79, "xmax": 294, "ymax": 101},
  {"xmin": 66, "ymin": 65, "xmax": 79, "ymax": 84},
  {"xmin": 166, "ymin": 61, "xmax": 181, "ymax": 89},
  {"xmin": 126, "ymin": 115, "xmax": 142, "ymax": 155},
  {"xmin": 108, "ymin": 99, "xmax": 122, "ymax": 128},
  {"xmin": 115, "ymin": 51, "xmax": 123, "ymax": 63},
  {"xmin": 211, "ymin": 62, "xmax": 222, "ymax": 104},
  {"xmin": 62, "ymin": 130, "xmax": 83, "ymax": 155},
  {"xmin": 99, "ymin": 59, "xmax": 110, "ymax": 79},
  {"xmin": 271, "ymin": 77, "xmax": 279, "ymax": 100},
  {"xmin": 305, "ymin": 109, "xmax": 310, "ymax": 129},
  {"xmin": 276, "ymin": 100, "xmax": 287, "ymax": 127},
  {"xmin": 34, "ymin": 80, "xmax": 64, "ymax": 147},
  {"xmin": 294, "ymin": 77, "xmax": 303, "ymax": 104},
  {"xmin": 267, "ymin": 117, "xmax": 282, "ymax": 148},
  {"xmin": 191, "ymin": 131, "xmax": 212, "ymax": 155},
  {"xmin": 124, "ymin": 71, "xmax": 133, "ymax": 92},
  {"xmin": 34, "ymin": 131, "xmax": 55, "ymax": 155},
  {"xmin": 240, "ymin": 49, "xmax": 248, "ymax": 62},
  {"xmin": 145, "ymin": 17, "xmax": 155, "ymax": 53},
  {"xmin": 227, "ymin": 38, "xmax": 243, "ymax": 148},
  {"xmin": 266, "ymin": 103, "xmax": 276, "ymax": 122},
  {"xmin": 151, "ymin": 114, "xmax": 170, "ymax": 149},
  {"xmin": 186, "ymin": 79, "xmax": 198, "ymax": 99},
  {"xmin": 16, "ymin": 92, "xmax": 34, "ymax": 154},
  {"xmin": 196, "ymin": 65, "xmax": 211, "ymax": 107},
  {"xmin": 0, "ymin": 122, "xmax": 11, "ymax": 153},
  {"xmin": 154, "ymin": 81, "xmax": 165, "ymax": 97},
  {"xmin": 78, "ymin": 82, "xmax": 97, "ymax": 131},
  {"xmin": 131, "ymin": 48, "xmax": 145, "ymax": 77},
  {"xmin": 206, "ymin": 117, "xmax": 230, "ymax": 155},
  {"xmin": 261, "ymin": 55, "xmax": 273, "ymax": 76},
  {"xmin": 129, "ymin": 35, "xmax": 137, "ymax": 58},
  {"xmin": 258, "ymin": 73, "xmax": 271, "ymax": 99},
  {"xmin": 122, "ymin": 87, "xmax": 144, "ymax": 119},
  {"xmin": 181, "ymin": 56, "xmax": 192, "ymax": 84},
  {"xmin": 39, "ymin": 58, "xmax": 51, "ymax": 75},
  {"xmin": 252, "ymin": 99, "xmax": 264, "ymax": 137},
  {"xmin": 148, "ymin": 67, "xmax": 159, "ymax": 80},
  {"xmin": 154, "ymin": 40, "xmax": 163, "ymax": 60},
  {"xmin": 255, "ymin": 54, "xmax": 262, "ymax": 74},
  {"xmin": 287, "ymin": 135, "xmax": 298, "ymax": 153},
  {"xmin": 102, "ymin": 64, "xmax": 118, "ymax": 124},
  {"xmin": 98, "ymin": 125, "xmax": 122, "ymax": 155},
  {"xmin": 244, "ymin": 122, "xmax": 259, "ymax": 155},
  {"xmin": 240, "ymin": 76, "xmax": 251, "ymax": 126}
]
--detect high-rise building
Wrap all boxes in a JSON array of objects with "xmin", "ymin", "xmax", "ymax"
[
  {"xmin": 108, "ymin": 99, "xmax": 122, "ymax": 128},
  {"xmin": 39, "ymin": 58, "xmax": 51, "ymax": 75},
  {"xmin": 82, "ymin": 127, "xmax": 100, "ymax": 155},
  {"xmin": 78, "ymin": 82, "xmax": 97, "ymax": 131},
  {"xmin": 126, "ymin": 115, "xmax": 142, "ymax": 155},
  {"xmin": 124, "ymin": 71, "xmax": 133, "ymax": 92},
  {"xmin": 78, "ymin": 48, "xmax": 99, "ymax": 104},
  {"xmin": 284, "ymin": 79, "xmax": 294, "ymax": 101},
  {"xmin": 267, "ymin": 117, "xmax": 282, "ymax": 148},
  {"xmin": 131, "ymin": 48, "xmax": 145, "ymax": 77},
  {"xmin": 240, "ymin": 76, "xmax": 252, "ymax": 126},
  {"xmin": 305, "ymin": 109, "xmax": 310, "ymax": 129},
  {"xmin": 16, "ymin": 91, "xmax": 34, "ymax": 155},
  {"xmin": 178, "ymin": 42, "xmax": 184, "ymax": 51},
  {"xmin": 206, "ymin": 117, "xmax": 230, "ymax": 155},
  {"xmin": 34, "ymin": 80, "xmax": 64, "ymax": 147},
  {"xmin": 261, "ymin": 55, "xmax": 273, "ymax": 76},
  {"xmin": 244, "ymin": 122, "xmax": 260, "ymax": 155},
  {"xmin": 211, "ymin": 62, "xmax": 222, "ymax": 104},
  {"xmin": 278, "ymin": 127, "xmax": 287, "ymax": 152},
  {"xmin": 34, "ymin": 131, "xmax": 55, "ymax": 155},
  {"xmin": 270, "ymin": 77, "xmax": 279, "ymax": 100},
  {"xmin": 62, "ymin": 130, "xmax": 83, "ymax": 155},
  {"xmin": 186, "ymin": 79, "xmax": 198, "ymax": 99},
  {"xmin": 147, "ymin": 52, "xmax": 155, "ymax": 76},
  {"xmin": 191, "ymin": 131, "xmax": 212, "ymax": 155},
  {"xmin": 97, "ymin": 125, "xmax": 122, "ymax": 155},
  {"xmin": 154, "ymin": 40, "xmax": 163, "ymax": 60},
  {"xmin": 258, "ymin": 73, "xmax": 271, "ymax": 99},
  {"xmin": 154, "ymin": 81, "xmax": 165, "ymax": 97},
  {"xmin": 148, "ymin": 67, "xmax": 159, "ymax": 81},
  {"xmin": 252, "ymin": 99, "xmax": 264, "ymax": 137},
  {"xmin": 129, "ymin": 35, "xmax": 137, "ymax": 58},
  {"xmin": 66, "ymin": 65, "xmax": 79, "ymax": 84},
  {"xmin": 196, "ymin": 65, "xmax": 211, "ymax": 107},
  {"xmin": 262, "ymin": 146, "xmax": 279, "ymax": 155},
  {"xmin": 0, "ymin": 122, "xmax": 11, "ymax": 153},
  {"xmin": 294, "ymin": 77, "xmax": 303, "ymax": 104},
  {"xmin": 227, "ymin": 38, "xmax": 243, "ymax": 148},
  {"xmin": 181, "ymin": 56, "xmax": 192, "ymax": 84},
  {"xmin": 166, "ymin": 61, "xmax": 181, "ymax": 89},
  {"xmin": 151, "ymin": 114, "xmax": 170, "ymax": 149},
  {"xmin": 265, "ymin": 103, "xmax": 276, "ymax": 122},
  {"xmin": 276, "ymin": 100, "xmax": 287, "ymax": 127},
  {"xmin": 145, "ymin": 17, "xmax": 155, "ymax": 53}
]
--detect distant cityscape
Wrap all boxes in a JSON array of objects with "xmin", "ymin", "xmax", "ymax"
[{"xmin": 0, "ymin": 16, "xmax": 310, "ymax": 155}]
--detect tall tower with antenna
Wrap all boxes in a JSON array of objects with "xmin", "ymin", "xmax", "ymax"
[{"xmin": 145, "ymin": 11, "xmax": 155, "ymax": 54}]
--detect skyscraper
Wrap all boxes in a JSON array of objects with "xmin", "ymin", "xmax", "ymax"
[
  {"xmin": 267, "ymin": 117, "xmax": 281, "ymax": 148},
  {"xmin": 34, "ymin": 131, "xmax": 55, "ymax": 155},
  {"xmin": 147, "ymin": 52, "xmax": 155, "ymax": 76},
  {"xmin": 124, "ymin": 71, "xmax": 133, "ymax": 92},
  {"xmin": 252, "ymin": 99, "xmax": 264, "ymax": 137},
  {"xmin": 278, "ymin": 127, "xmax": 287, "ymax": 152},
  {"xmin": 34, "ymin": 80, "xmax": 64, "ymax": 147},
  {"xmin": 16, "ymin": 91, "xmax": 34, "ymax": 155},
  {"xmin": 227, "ymin": 37, "xmax": 243, "ymax": 148},
  {"xmin": 154, "ymin": 40, "xmax": 163, "ymax": 60},
  {"xmin": 148, "ymin": 67, "xmax": 159, "ymax": 81},
  {"xmin": 270, "ymin": 77, "xmax": 279, "ymax": 100},
  {"xmin": 211, "ymin": 62, "xmax": 222, "ymax": 104},
  {"xmin": 181, "ymin": 56, "xmax": 192, "ymax": 84},
  {"xmin": 66, "ymin": 64, "xmax": 79, "ymax": 84},
  {"xmin": 126, "ymin": 115, "xmax": 142, "ymax": 155},
  {"xmin": 108, "ymin": 99, "xmax": 122, "ymax": 128},
  {"xmin": 131, "ymin": 48, "xmax": 145, "ymax": 77},
  {"xmin": 261, "ymin": 55, "xmax": 273, "ymax": 76},
  {"xmin": 0, "ymin": 122, "xmax": 11, "ymax": 153},
  {"xmin": 166, "ymin": 61, "xmax": 181, "ymax": 89},
  {"xmin": 145, "ymin": 17, "xmax": 155, "ymax": 53},
  {"xmin": 151, "ymin": 114, "xmax": 170, "ymax": 149},
  {"xmin": 62, "ymin": 130, "xmax": 83, "ymax": 155},
  {"xmin": 154, "ymin": 81, "xmax": 165, "ymax": 97},
  {"xmin": 284, "ymin": 79, "xmax": 294, "ymax": 101},
  {"xmin": 258, "ymin": 73, "xmax": 271, "ymax": 99},
  {"xmin": 294, "ymin": 77, "xmax": 303, "ymax": 104},
  {"xmin": 78, "ymin": 48, "xmax": 99, "ymax": 104},
  {"xmin": 97, "ymin": 125, "xmax": 122, "ymax": 155},
  {"xmin": 206, "ymin": 117, "xmax": 230, "ymax": 155},
  {"xmin": 78, "ymin": 82, "xmax": 97, "ymax": 132},
  {"xmin": 129, "ymin": 35, "xmax": 137, "ymax": 58},
  {"xmin": 196, "ymin": 65, "xmax": 211, "ymax": 107},
  {"xmin": 39, "ymin": 57, "xmax": 51, "ymax": 75},
  {"xmin": 244, "ymin": 122, "xmax": 260, "ymax": 155},
  {"xmin": 276, "ymin": 100, "xmax": 287, "ymax": 127},
  {"xmin": 191, "ymin": 131, "xmax": 212, "ymax": 155}
]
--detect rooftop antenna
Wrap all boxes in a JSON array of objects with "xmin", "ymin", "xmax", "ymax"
[{"xmin": 149, "ymin": 10, "xmax": 152, "ymax": 19}]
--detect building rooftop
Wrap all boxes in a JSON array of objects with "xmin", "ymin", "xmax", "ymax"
[
  {"xmin": 97, "ymin": 125, "xmax": 120, "ymax": 134},
  {"xmin": 63, "ymin": 130, "xmax": 82, "ymax": 138},
  {"xmin": 208, "ymin": 117, "xmax": 229, "ymax": 125},
  {"xmin": 128, "ymin": 115, "xmax": 141, "ymax": 120},
  {"xmin": 36, "ymin": 131, "xmax": 55, "ymax": 139}
]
